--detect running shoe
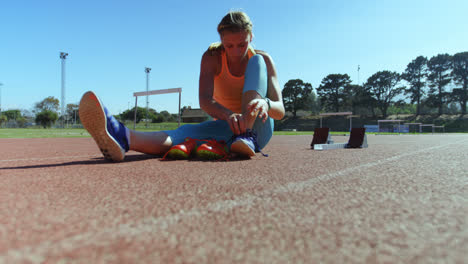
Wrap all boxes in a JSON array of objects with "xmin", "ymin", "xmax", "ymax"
[
  {"xmin": 162, "ymin": 137, "xmax": 198, "ymax": 160},
  {"xmin": 79, "ymin": 91, "xmax": 129, "ymax": 162},
  {"xmin": 196, "ymin": 139, "xmax": 229, "ymax": 160},
  {"xmin": 230, "ymin": 129, "xmax": 267, "ymax": 157}
]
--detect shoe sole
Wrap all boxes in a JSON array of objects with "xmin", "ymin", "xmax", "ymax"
[
  {"xmin": 166, "ymin": 149, "xmax": 190, "ymax": 160},
  {"xmin": 79, "ymin": 91, "xmax": 125, "ymax": 162},
  {"xmin": 196, "ymin": 150, "xmax": 225, "ymax": 160},
  {"xmin": 230, "ymin": 139, "xmax": 255, "ymax": 157}
]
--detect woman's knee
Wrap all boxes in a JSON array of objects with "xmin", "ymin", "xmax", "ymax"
[
  {"xmin": 246, "ymin": 55, "xmax": 267, "ymax": 78},
  {"xmin": 244, "ymin": 54, "xmax": 268, "ymax": 96}
]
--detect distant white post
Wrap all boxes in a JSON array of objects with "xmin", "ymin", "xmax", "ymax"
[
  {"xmin": 0, "ymin": 82, "xmax": 3, "ymax": 113},
  {"xmin": 377, "ymin": 120, "xmax": 403, "ymax": 135},
  {"xmin": 420, "ymin": 124, "xmax": 435, "ymax": 134},
  {"xmin": 433, "ymin": 125, "xmax": 445, "ymax": 133},
  {"xmin": 145, "ymin": 67, "xmax": 151, "ymax": 128},
  {"xmin": 60, "ymin": 52, "xmax": 69, "ymax": 128},
  {"xmin": 404, "ymin": 123, "xmax": 422, "ymax": 134}
]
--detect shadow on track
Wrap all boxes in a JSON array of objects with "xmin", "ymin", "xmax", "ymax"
[{"xmin": 0, "ymin": 154, "xmax": 158, "ymax": 170}]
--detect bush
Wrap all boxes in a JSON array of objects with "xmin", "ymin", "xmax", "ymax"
[
  {"xmin": 152, "ymin": 114, "xmax": 164, "ymax": 123},
  {"xmin": 0, "ymin": 114, "xmax": 7, "ymax": 127},
  {"xmin": 35, "ymin": 110, "xmax": 58, "ymax": 128}
]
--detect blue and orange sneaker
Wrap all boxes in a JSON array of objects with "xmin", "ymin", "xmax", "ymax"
[
  {"xmin": 79, "ymin": 91, "xmax": 129, "ymax": 162},
  {"xmin": 230, "ymin": 129, "xmax": 267, "ymax": 158},
  {"xmin": 196, "ymin": 139, "xmax": 229, "ymax": 160},
  {"xmin": 162, "ymin": 137, "xmax": 198, "ymax": 160}
]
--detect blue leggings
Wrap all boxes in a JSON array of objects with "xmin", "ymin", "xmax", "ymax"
[{"xmin": 164, "ymin": 54, "xmax": 274, "ymax": 149}]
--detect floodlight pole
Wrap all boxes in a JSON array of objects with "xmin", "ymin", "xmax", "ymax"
[
  {"xmin": 0, "ymin": 82, "xmax": 3, "ymax": 113},
  {"xmin": 60, "ymin": 52, "xmax": 69, "ymax": 128},
  {"xmin": 357, "ymin": 65, "xmax": 360, "ymax": 86},
  {"xmin": 145, "ymin": 67, "xmax": 151, "ymax": 128}
]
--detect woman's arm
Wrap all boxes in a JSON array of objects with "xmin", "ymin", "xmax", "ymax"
[{"xmin": 198, "ymin": 50, "xmax": 233, "ymax": 121}]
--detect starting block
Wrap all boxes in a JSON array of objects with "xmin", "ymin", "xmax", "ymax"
[
  {"xmin": 313, "ymin": 128, "xmax": 368, "ymax": 150},
  {"xmin": 310, "ymin": 128, "xmax": 333, "ymax": 149}
]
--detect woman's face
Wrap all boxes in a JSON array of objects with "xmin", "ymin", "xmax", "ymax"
[{"xmin": 221, "ymin": 31, "xmax": 251, "ymax": 60}]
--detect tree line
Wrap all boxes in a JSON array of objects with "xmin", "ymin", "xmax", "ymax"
[
  {"xmin": 282, "ymin": 51, "xmax": 468, "ymax": 118},
  {"xmin": 0, "ymin": 95, "xmax": 177, "ymax": 128}
]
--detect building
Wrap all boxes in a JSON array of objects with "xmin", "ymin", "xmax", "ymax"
[{"xmin": 181, "ymin": 107, "xmax": 211, "ymax": 123}]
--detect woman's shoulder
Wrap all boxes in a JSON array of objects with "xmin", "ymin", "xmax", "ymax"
[
  {"xmin": 206, "ymin": 42, "xmax": 224, "ymax": 56},
  {"xmin": 254, "ymin": 49, "xmax": 266, "ymax": 55},
  {"xmin": 201, "ymin": 44, "xmax": 223, "ymax": 75},
  {"xmin": 253, "ymin": 49, "xmax": 275, "ymax": 66}
]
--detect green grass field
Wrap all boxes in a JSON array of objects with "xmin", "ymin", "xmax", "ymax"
[
  {"xmin": 0, "ymin": 123, "xmax": 451, "ymax": 139},
  {"xmin": 0, "ymin": 128, "xmax": 315, "ymax": 138},
  {"xmin": 0, "ymin": 128, "xmax": 90, "ymax": 138}
]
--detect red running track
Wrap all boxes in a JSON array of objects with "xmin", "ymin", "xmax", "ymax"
[{"xmin": 0, "ymin": 135, "xmax": 467, "ymax": 263}]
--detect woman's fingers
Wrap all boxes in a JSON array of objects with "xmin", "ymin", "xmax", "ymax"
[
  {"xmin": 238, "ymin": 115, "xmax": 246, "ymax": 134},
  {"xmin": 231, "ymin": 116, "xmax": 240, "ymax": 135},
  {"xmin": 247, "ymin": 101, "xmax": 260, "ymax": 116}
]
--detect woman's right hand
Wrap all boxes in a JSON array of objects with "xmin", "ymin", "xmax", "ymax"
[{"xmin": 227, "ymin": 113, "xmax": 246, "ymax": 135}]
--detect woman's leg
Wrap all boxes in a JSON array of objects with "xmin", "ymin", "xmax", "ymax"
[
  {"xmin": 128, "ymin": 130, "xmax": 172, "ymax": 155},
  {"xmin": 130, "ymin": 118, "xmax": 235, "ymax": 158},
  {"xmin": 163, "ymin": 120, "xmax": 233, "ymax": 146},
  {"xmin": 239, "ymin": 54, "xmax": 274, "ymax": 149},
  {"xmin": 242, "ymin": 55, "xmax": 267, "ymax": 129}
]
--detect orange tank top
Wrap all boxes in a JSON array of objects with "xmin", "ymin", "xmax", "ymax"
[{"xmin": 213, "ymin": 46, "xmax": 256, "ymax": 114}]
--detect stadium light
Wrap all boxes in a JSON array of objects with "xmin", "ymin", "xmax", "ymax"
[
  {"xmin": 0, "ymin": 82, "xmax": 3, "ymax": 113},
  {"xmin": 60, "ymin": 52, "xmax": 69, "ymax": 127},
  {"xmin": 145, "ymin": 67, "xmax": 151, "ymax": 128},
  {"xmin": 357, "ymin": 65, "xmax": 360, "ymax": 86}
]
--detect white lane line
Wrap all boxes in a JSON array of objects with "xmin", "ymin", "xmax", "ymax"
[{"xmin": 1, "ymin": 139, "xmax": 466, "ymax": 263}]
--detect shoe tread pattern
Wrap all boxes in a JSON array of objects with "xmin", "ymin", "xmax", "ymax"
[{"xmin": 79, "ymin": 91, "xmax": 125, "ymax": 162}]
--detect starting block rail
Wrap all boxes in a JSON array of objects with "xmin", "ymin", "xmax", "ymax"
[{"xmin": 314, "ymin": 142, "xmax": 348, "ymax": 150}]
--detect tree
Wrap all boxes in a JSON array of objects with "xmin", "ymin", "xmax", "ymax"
[
  {"xmin": 364, "ymin": 71, "xmax": 404, "ymax": 118},
  {"xmin": 346, "ymin": 84, "xmax": 376, "ymax": 116},
  {"xmin": 0, "ymin": 114, "xmax": 7, "ymax": 127},
  {"xmin": 157, "ymin": 110, "xmax": 176, "ymax": 122},
  {"xmin": 282, "ymin": 79, "xmax": 313, "ymax": 118},
  {"xmin": 35, "ymin": 96, "xmax": 60, "ymax": 112},
  {"xmin": 35, "ymin": 110, "xmax": 58, "ymax": 128},
  {"xmin": 118, "ymin": 107, "xmax": 157, "ymax": 123},
  {"xmin": 402, "ymin": 56, "xmax": 428, "ymax": 116},
  {"xmin": 302, "ymin": 91, "xmax": 321, "ymax": 114},
  {"xmin": 316, "ymin": 74, "xmax": 352, "ymax": 113},
  {"xmin": 16, "ymin": 117, "xmax": 27, "ymax": 128},
  {"xmin": 427, "ymin": 54, "xmax": 452, "ymax": 115},
  {"xmin": 451, "ymin": 52, "xmax": 468, "ymax": 115},
  {"xmin": 2, "ymin": 109, "xmax": 22, "ymax": 120}
]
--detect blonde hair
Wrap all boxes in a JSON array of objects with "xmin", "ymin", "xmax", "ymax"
[{"xmin": 209, "ymin": 11, "xmax": 254, "ymax": 53}]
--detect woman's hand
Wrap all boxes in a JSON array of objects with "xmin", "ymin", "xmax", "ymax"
[
  {"xmin": 227, "ymin": 113, "xmax": 246, "ymax": 135},
  {"xmin": 247, "ymin": 98, "xmax": 269, "ymax": 123}
]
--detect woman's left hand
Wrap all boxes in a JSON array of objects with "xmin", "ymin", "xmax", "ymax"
[{"xmin": 247, "ymin": 98, "xmax": 269, "ymax": 123}]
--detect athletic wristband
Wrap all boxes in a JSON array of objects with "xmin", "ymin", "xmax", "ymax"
[{"xmin": 264, "ymin": 98, "xmax": 271, "ymax": 111}]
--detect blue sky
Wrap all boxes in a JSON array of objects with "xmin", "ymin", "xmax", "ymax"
[{"xmin": 1, "ymin": 0, "xmax": 467, "ymax": 115}]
